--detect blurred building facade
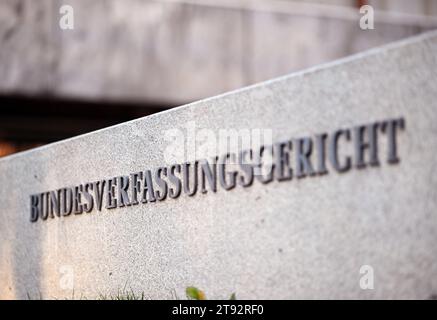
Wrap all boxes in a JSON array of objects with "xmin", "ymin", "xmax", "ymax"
[
  {"xmin": 1, "ymin": 0, "xmax": 436, "ymax": 157},
  {"xmin": 284, "ymin": 0, "xmax": 437, "ymax": 16}
]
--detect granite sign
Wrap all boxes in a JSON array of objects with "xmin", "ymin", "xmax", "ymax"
[{"xmin": 1, "ymin": 31, "xmax": 436, "ymax": 299}]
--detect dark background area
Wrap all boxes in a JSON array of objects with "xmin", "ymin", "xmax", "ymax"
[{"xmin": 0, "ymin": 95, "xmax": 174, "ymax": 157}]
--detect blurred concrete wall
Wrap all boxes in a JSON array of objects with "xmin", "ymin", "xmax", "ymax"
[
  {"xmin": 280, "ymin": 0, "xmax": 437, "ymax": 16},
  {"xmin": 1, "ymin": 0, "xmax": 437, "ymax": 105}
]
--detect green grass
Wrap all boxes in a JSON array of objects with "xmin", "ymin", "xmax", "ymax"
[
  {"xmin": 98, "ymin": 289, "xmax": 147, "ymax": 300},
  {"xmin": 26, "ymin": 286, "xmax": 235, "ymax": 300}
]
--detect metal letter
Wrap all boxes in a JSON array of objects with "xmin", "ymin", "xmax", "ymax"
[
  {"xmin": 329, "ymin": 129, "xmax": 352, "ymax": 173},
  {"xmin": 381, "ymin": 118, "xmax": 405, "ymax": 164},
  {"xmin": 295, "ymin": 137, "xmax": 316, "ymax": 178}
]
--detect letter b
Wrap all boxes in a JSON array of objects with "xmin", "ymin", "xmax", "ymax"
[{"xmin": 30, "ymin": 195, "xmax": 39, "ymax": 222}]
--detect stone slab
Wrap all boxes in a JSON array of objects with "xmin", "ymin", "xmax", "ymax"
[{"xmin": 1, "ymin": 30, "xmax": 437, "ymax": 299}]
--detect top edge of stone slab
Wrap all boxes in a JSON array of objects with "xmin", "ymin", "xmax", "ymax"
[
  {"xmin": 160, "ymin": 0, "xmax": 437, "ymax": 27},
  {"xmin": 1, "ymin": 29, "xmax": 437, "ymax": 163}
]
